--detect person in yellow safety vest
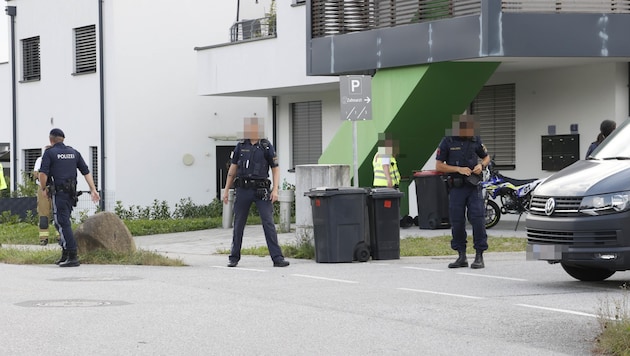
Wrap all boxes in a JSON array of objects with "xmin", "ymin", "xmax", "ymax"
[
  {"xmin": 0, "ymin": 162, "xmax": 7, "ymax": 191},
  {"xmin": 373, "ymin": 132, "xmax": 401, "ymax": 188}
]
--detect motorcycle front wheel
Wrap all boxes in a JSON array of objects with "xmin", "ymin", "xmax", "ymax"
[{"xmin": 485, "ymin": 200, "xmax": 501, "ymax": 229}]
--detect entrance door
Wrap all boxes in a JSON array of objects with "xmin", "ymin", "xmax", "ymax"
[{"xmin": 216, "ymin": 146, "xmax": 234, "ymax": 199}]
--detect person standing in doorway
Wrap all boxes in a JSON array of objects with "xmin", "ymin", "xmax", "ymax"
[
  {"xmin": 585, "ymin": 119, "xmax": 616, "ymax": 158},
  {"xmin": 39, "ymin": 128, "xmax": 100, "ymax": 267},
  {"xmin": 222, "ymin": 117, "xmax": 289, "ymax": 268},
  {"xmin": 435, "ymin": 115, "xmax": 490, "ymax": 269}
]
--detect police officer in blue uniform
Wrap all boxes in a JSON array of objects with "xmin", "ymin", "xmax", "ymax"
[
  {"xmin": 435, "ymin": 115, "xmax": 490, "ymax": 269},
  {"xmin": 222, "ymin": 117, "xmax": 289, "ymax": 268},
  {"xmin": 39, "ymin": 128, "xmax": 100, "ymax": 267}
]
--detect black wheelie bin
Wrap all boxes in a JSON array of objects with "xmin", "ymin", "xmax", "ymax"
[
  {"xmin": 367, "ymin": 188, "xmax": 404, "ymax": 260},
  {"xmin": 305, "ymin": 187, "xmax": 370, "ymax": 263},
  {"xmin": 413, "ymin": 170, "xmax": 451, "ymax": 229}
]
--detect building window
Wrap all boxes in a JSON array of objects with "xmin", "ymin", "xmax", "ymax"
[
  {"xmin": 74, "ymin": 25, "xmax": 97, "ymax": 74},
  {"xmin": 470, "ymin": 83, "xmax": 516, "ymax": 169},
  {"xmin": 21, "ymin": 36, "xmax": 41, "ymax": 81},
  {"xmin": 24, "ymin": 148, "xmax": 40, "ymax": 177},
  {"xmin": 291, "ymin": 101, "xmax": 322, "ymax": 168},
  {"xmin": 90, "ymin": 146, "xmax": 98, "ymax": 189}
]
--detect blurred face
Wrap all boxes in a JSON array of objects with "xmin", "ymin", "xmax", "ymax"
[
  {"xmin": 241, "ymin": 117, "xmax": 264, "ymax": 140},
  {"xmin": 451, "ymin": 115, "xmax": 478, "ymax": 137}
]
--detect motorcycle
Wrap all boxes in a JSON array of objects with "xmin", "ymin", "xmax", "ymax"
[{"xmin": 481, "ymin": 159, "xmax": 544, "ymax": 230}]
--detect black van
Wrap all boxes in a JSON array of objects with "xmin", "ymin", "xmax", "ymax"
[{"xmin": 526, "ymin": 118, "xmax": 630, "ymax": 281}]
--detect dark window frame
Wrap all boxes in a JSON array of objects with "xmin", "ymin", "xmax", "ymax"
[
  {"xmin": 74, "ymin": 25, "xmax": 97, "ymax": 75},
  {"xmin": 21, "ymin": 36, "xmax": 41, "ymax": 82},
  {"xmin": 291, "ymin": 101, "xmax": 323, "ymax": 169},
  {"xmin": 470, "ymin": 83, "xmax": 517, "ymax": 170}
]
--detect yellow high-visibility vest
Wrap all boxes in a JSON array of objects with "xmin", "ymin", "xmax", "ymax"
[
  {"xmin": 0, "ymin": 163, "xmax": 7, "ymax": 191},
  {"xmin": 373, "ymin": 154, "xmax": 400, "ymax": 187}
]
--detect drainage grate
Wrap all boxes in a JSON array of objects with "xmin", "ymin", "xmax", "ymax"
[
  {"xmin": 51, "ymin": 276, "xmax": 142, "ymax": 282},
  {"xmin": 16, "ymin": 299, "xmax": 131, "ymax": 308}
]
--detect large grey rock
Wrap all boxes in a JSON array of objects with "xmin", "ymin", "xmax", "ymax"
[{"xmin": 75, "ymin": 212, "xmax": 136, "ymax": 254}]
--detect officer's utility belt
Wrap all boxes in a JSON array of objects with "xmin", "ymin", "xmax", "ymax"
[
  {"xmin": 234, "ymin": 178, "xmax": 270, "ymax": 189},
  {"xmin": 447, "ymin": 174, "xmax": 480, "ymax": 188},
  {"xmin": 447, "ymin": 174, "xmax": 468, "ymax": 189}
]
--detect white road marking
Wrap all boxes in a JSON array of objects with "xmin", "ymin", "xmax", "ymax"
[
  {"xmin": 291, "ymin": 274, "xmax": 359, "ymax": 284},
  {"xmin": 516, "ymin": 304, "xmax": 600, "ymax": 318},
  {"xmin": 457, "ymin": 272, "xmax": 527, "ymax": 281},
  {"xmin": 398, "ymin": 288, "xmax": 485, "ymax": 300},
  {"xmin": 403, "ymin": 267, "xmax": 444, "ymax": 272},
  {"xmin": 211, "ymin": 266, "xmax": 266, "ymax": 272}
]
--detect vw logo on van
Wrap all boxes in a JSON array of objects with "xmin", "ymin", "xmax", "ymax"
[{"xmin": 545, "ymin": 198, "xmax": 556, "ymax": 216}]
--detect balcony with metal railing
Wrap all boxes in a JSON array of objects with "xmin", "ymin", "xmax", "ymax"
[
  {"xmin": 307, "ymin": 0, "xmax": 630, "ymax": 75},
  {"xmin": 230, "ymin": 15, "xmax": 277, "ymax": 42}
]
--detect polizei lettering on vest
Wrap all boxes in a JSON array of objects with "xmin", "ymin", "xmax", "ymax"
[{"xmin": 57, "ymin": 154, "xmax": 76, "ymax": 159}]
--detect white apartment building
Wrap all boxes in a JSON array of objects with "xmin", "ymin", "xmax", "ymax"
[{"xmin": 0, "ymin": 0, "xmax": 270, "ymax": 212}]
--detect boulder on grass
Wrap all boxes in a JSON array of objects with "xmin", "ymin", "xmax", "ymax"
[{"xmin": 75, "ymin": 212, "xmax": 136, "ymax": 254}]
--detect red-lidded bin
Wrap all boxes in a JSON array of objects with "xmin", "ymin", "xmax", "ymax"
[
  {"xmin": 367, "ymin": 188, "xmax": 404, "ymax": 260},
  {"xmin": 413, "ymin": 170, "xmax": 451, "ymax": 229}
]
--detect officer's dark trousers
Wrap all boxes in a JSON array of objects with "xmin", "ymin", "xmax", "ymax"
[
  {"xmin": 51, "ymin": 191, "xmax": 77, "ymax": 251},
  {"xmin": 230, "ymin": 187, "xmax": 284, "ymax": 262},
  {"xmin": 448, "ymin": 184, "xmax": 488, "ymax": 252}
]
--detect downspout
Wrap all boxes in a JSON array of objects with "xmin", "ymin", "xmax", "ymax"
[
  {"xmin": 6, "ymin": 6, "xmax": 16, "ymax": 191},
  {"xmin": 98, "ymin": 0, "xmax": 106, "ymax": 210},
  {"xmin": 272, "ymin": 96, "xmax": 278, "ymax": 150}
]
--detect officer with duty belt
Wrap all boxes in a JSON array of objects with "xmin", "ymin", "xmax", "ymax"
[
  {"xmin": 222, "ymin": 117, "xmax": 289, "ymax": 268},
  {"xmin": 39, "ymin": 128, "xmax": 100, "ymax": 267},
  {"xmin": 435, "ymin": 115, "xmax": 490, "ymax": 269}
]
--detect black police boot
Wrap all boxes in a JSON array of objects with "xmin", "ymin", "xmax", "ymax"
[
  {"xmin": 471, "ymin": 251, "xmax": 485, "ymax": 269},
  {"xmin": 54, "ymin": 249, "xmax": 69, "ymax": 265},
  {"xmin": 448, "ymin": 250, "xmax": 468, "ymax": 268},
  {"xmin": 59, "ymin": 250, "xmax": 80, "ymax": 267}
]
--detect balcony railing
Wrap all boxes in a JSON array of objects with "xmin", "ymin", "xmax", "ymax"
[
  {"xmin": 311, "ymin": 0, "xmax": 630, "ymax": 38},
  {"xmin": 230, "ymin": 16, "xmax": 277, "ymax": 42}
]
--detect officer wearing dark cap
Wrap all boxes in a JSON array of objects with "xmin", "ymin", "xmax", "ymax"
[
  {"xmin": 38, "ymin": 128, "xmax": 100, "ymax": 267},
  {"xmin": 435, "ymin": 115, "xmax": 490, "ymax": 269},
  {"xmin": 222, "ymin": 117, "xmax": 289, "ymax": 268}
]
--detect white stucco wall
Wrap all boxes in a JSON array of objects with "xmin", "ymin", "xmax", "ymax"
[
  {"xmin": 0, "ymin": 0, "xmax": 268, "ymax": 210},
  {"xmin": 197, "ymin": 1, "xmax": 338, "ymax": 96},
  {"xmin": 488, "ymin": 62, "xmax": 628, "ymax": 181}
]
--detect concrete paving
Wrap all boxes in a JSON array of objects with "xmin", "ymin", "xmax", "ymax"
[{"xmin": 1, "ymin": 214, "xmax": 534, "ymax": 355}]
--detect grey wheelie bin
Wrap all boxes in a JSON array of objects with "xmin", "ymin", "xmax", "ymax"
[
  {"xmin": 305, "ymin": 187, "xmax": 370, "ymax": 263},
  {"xmin": 413, "ymin": 170, "xmax": 451, "ymax": 229},
  {"xmin": 367, "ymin": 188, "xmax": 404, "ymax": 260}
]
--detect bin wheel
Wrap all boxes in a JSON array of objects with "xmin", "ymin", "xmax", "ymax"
[
  {"xmin": 354, "ymin": 242, "xmax": 370, "ymax": 262},
  {"xmin": 428, "ymin": 218, "xmax": 439, "ymax": 230}
]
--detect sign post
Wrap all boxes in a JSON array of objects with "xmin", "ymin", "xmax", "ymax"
[{"xmin": 340, "ymin": 75, "xmax": 372, "ymax": 187}]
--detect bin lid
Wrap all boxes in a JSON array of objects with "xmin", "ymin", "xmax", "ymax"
[
  {"xmin": 368, "ymin": 187, "xmax": 405, "ymax": 198},
  {"xmin": 304, "ymin": 187, "xmax": 368, "ymax": 197},
  {"xmin": 413, "ymin": 170, "xmax": 445, "ymax": 177}
]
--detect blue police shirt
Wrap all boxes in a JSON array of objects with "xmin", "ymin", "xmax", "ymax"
[
  {"xmin": 39, "ymin": 143, "xmax": 89, "ymax": 185},
  {"xmin": 231, "ymin": 139, "xmax": 278, "ymax": 179},
  {"xmin": 436, "ymin": 136, "xmax": 488, "ymax": 169}
]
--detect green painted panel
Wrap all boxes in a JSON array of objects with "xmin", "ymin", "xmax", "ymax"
[{"xmin": 320, "ymin": 62, "xmax": 500, "ymax": 216}]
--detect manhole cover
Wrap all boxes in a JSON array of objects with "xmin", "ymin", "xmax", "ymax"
[
  {"xmin": 16, "ymin": 299, "xmax": 130, "ymax": 308},
  {"xmin": 51, "ymin": 276, "xmax": 142, "ymax": 282}
]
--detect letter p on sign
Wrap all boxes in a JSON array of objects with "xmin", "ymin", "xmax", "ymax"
[{"xmin": 351, "ymin": 79, "xmax": 362, "ymax": 94}]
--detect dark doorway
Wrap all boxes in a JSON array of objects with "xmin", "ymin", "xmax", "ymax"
[{"xmin": 216, "ymin": 145, "xmax": 234, "ymax": 199}]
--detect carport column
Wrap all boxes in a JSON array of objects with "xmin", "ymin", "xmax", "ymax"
[
  {"xmin": 221, "ymin": 188, "xmax": 235, "ymax": 229},
  {"xmin": 295, "ymin": 164, "xmax": 351, "ymax": 242}
]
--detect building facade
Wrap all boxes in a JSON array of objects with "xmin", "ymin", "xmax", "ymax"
[
  {"xmin": 0, "ymin": 0, "xmax": 269, "ymax": 213},
  {"xmin": 196, "ymin": 0, "xmax": 630, "ymax": 217}
]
